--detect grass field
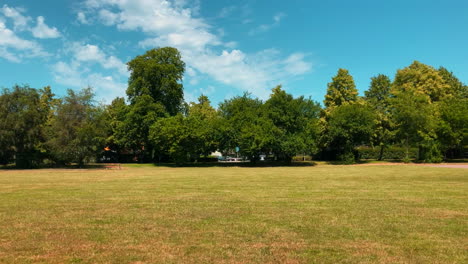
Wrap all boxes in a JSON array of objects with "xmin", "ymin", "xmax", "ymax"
[{"xmin": 0, "ymin": 165, "xmax": 467, "ymax": 263}]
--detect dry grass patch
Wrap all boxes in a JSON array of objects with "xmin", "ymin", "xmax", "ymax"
[{"xmin": 0, "ymin": 165, "xmax": 467, "ymax": 263}]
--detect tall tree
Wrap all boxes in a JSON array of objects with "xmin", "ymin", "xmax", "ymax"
[
  {"xmin": 319, "ymin": 69, "xmax": 359, "ymax": 161},
  {"xmin": 186, "ymin": 95, "xmax": 219, "ymax": 159},
  {"xmin": 392, "ymin": 61, "xmax": 449, "ymax": 102},
  {"xmin": 325, "ymin": 104, "xmax": 376, "ymax": 163},
  {"xmin": 0, "ymin": 85, "xmax": 51, "ymax": 168},
  {"xmin": 149, "ymin": 95, "xmax": 219, "ymax": 164},
  {"xmin": 127, "ymin": 47, "xmax": 185, "ymax": 115},
  {"xmin": 218, "ymin": 93, "xmax": 274, "ymax": 162},
  {"xmin": 264, "ymin": 86, "xmax": 321, "ymax": 162},
  {"xmin": 116, "ymin": 95, "xmax": 166, "ymax": 162},
  {"xmin": 324, "ymin": 68, "xmax": 358, "ymax": 108},
  {"xmin": 438, "ymin": 67, "xmax": 468, "ymax": 99},
  {"xmin": 46, "ymin": 88, "xmax": 107, "ymax": 167},
  {"xmin": 390, "ymin": 89, "xmax": 439, "ymax": 162},
  {"xmin": 391, "ymin": 61, "xmax": 454, "ymax": 162},
  {"xmin": 365, "ymin": 74, "xmax": 393, "ymax": 160},
  {"xmin": 103, "ymin": 97, "xmax": 128, "ymax": 160}
]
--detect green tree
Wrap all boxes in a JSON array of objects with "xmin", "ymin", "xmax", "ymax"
[
  {"xmin": 325, "ymin": 104, "xmax": 376, "ymax": 163},
  {"xmin": 0, "ymin": 85, "xmax": 51, "ymax": 168},
  {"xmin": 365, "ymin": 74, "xmax": 394, "ymax": 160},
  {"xmin": 46, "ymin": 88, "xmax": 107, "ymax": 167},
  {"xmin": 149, "ymin": 95, "xmax": 219, "ymax": 164},
  {"xmin": 264, "ymin": 86, "xmax": 321, "ymax": 162},
  {"xmin": 186, "ymin": 95, "xmax": 219, "ymax": 160},
  {"xmin": 437, "ymin": 97, "xmax": 468, "ymax": 158},
  {"xmin": 438, "ymin": 67, "xmax": 468, "ymax": 99},
  {"xmin": 392, "ymin": 61, "xmax": 449, "ymax": 102},
  {"xmin": 324, "ymin": 68, "xmax": 358, "ymax": 108},
  {"xmin": 390, "ymin": 89, "xmax": 440, "ymax": 162},
  {"xmin": 117, "ymin": 95, "xmax": 166, "ymax": 162},
  {"xmin": 391, "ymin": 61, "xmax": 455, "ymax": 162},
  {"xmin": 218, "ymin": 93, "xmax": 274, "ymax": 162},
  {"xmin": 103, "ymin": 97, "xmax": 128, "ymax": 161},
  {"xmin": 127, "ymin": 47, "xmax": 185, "ymax": 115},
  {"xmin": 319, "ymin": 68, "xmax": 359, "ymax": 161},
  {"xmin": 150, "ymin": 114, "xmax": 188, "ymax": 164}
]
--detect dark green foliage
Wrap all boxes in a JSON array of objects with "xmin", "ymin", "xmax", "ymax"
[
  {"xmin": 325, "ymin": 104, "xmax": 376, "ymax": 163},
  {"xmin": 218, "ymin": 93, "xmax": 274, "ymax": 162},
  {"xmin": 0, "ymin": 85, "xmax": 51, "ymax": 168},
  {"xmin": 357, "ymin": 146, "xmax": 418, "ymax": 160},
  {"xmin": 149, "ymin": 95, "xmax": 218, "ymax": 164},
  {"xmin": 390, "ymin": 89, "xmax": 439, "ymax": 162},
  {"xmin": 1, "ymin": 53, "xmax": 467, "ymax": 166},
  {"xmin": 437, "ymin": 97, "xmax": 468, "ymax": 159},
  {"xmin": 127, "ymin": 47, "xmax": 185, "ymax": 115},
  {"xmin": 264, "ymin": 86, "xmax": 321, "ymax": 162},
  {"xmin": 115, "ymin": 95, "xmax": 166, "ymax": 161},
  {"xmin": 45, "ymin": 88, "xmax": 107, "ymax": 167},
  {"xmin": 365, "ymin": 74, "xmax": 394, "ymax": 160}
]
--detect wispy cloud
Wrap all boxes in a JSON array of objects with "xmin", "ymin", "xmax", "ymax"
[
  {"xmin": 218, "ymin": 6, "xmax": 236, "ymax": 18},
  {"xmin": 0, "ymin": 5, "xmax": 30, "ymax": 31},
  {"xmin": 0, "ymin": 20, "xmax": 49, "ymax": 62},
  {"xmin": 248, "ymin": 12, "xmax": 286, "ymax": 36}
]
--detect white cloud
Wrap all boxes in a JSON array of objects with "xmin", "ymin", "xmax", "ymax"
[
  {"xmin": 0, "ymin": 21, "xmax": 49, "ymax": 62},
  {"xmin": 0, "ymin": 5, "xmax": 31, "ymax": 31},
  {"xmin": 71, "ymin": 42, "xmax": 128, "ymax": 75},
  {"xmin": 0, "ymin": 46, "xmax": 20, "ymax": 62},
  {"xmin": 283, "ymin": 53, "xmax": 312, "ymax": 76},
  {"xmin": 52, "ymin": 60, "xmax": 127, "ymax": 102},
  {"xmin": 77, "ymin": 12, "xmax": 89, "ymax": 24},
  {"xmin": 98, "ymin": 9, "xmax": 119, "ymax": 26},
  {"xmin": 31, "ymin": 16, "xmax": 61, "ymax": 39},
  {"xmin": 83, "ymin": 0, "xmax": 309, "ymax": 99},
  {"xmin": 52, "ymin": 42, "xmax": 129, "ymax": 101}
]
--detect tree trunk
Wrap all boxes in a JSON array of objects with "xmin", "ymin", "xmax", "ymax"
[{"xmin": 378, "ymin": 144, "xmax": 385, "ymax": 161}]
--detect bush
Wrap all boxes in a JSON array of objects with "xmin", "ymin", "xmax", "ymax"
[
  {"xmin": 292, "ymin": 155, "xmax": 313, "ymax": 162},
  {"xmin": 337, "ymin": 151, "xmax": 356, "ymax": 164},
  {"xmin": 357, "ymin": 146, "xmax": 418, "ymax": 160},
  {"xmin": 419, "ymin": 141, "xmax": 443, "ymax": 163}
]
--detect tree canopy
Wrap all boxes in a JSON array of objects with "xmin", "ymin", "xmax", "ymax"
[
  {"xmin": 1, "ymin": 50, "xmax": 467, "ymax": 167},
  {"xmin": 127, "ymin": 47, "xmax": 185, "ymax": 116}
]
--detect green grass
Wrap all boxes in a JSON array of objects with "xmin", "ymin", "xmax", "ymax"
[{"xmin": 0, "ymin": 165, "xmax": 467, "ymax": 263}]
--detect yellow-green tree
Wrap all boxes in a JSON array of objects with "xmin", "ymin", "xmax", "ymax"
[
  {"xmin": 392, "ymin": 61, "xmax": 449, "ymax": 102},
  {"xmin": 324, "ymin": 68, "xmax": 358, "ymax": 108}
]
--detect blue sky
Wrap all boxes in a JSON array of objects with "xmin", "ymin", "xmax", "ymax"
[{"xmin": 1, "ymin": 0, "xmax": 467, "ymax": 106}]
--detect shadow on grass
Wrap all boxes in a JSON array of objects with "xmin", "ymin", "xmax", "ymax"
[
  {"xmin": 148, "ymin": 161, "xmax": 318, "ymax": 168},
  {"xmin": 2, "ymin": 159, "xmax": 466, "ymax": 170},
  {"xmin": 0, "ymin": 163, "xmax": 121, "ymax": 170}
]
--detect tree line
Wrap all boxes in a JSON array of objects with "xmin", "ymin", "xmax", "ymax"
[{"xmin": 1, "ymin": 47, "xmax": 467, "ymax": 168}]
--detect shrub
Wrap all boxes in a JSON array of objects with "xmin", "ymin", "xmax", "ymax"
[{"xmin": 357, "ymin": 146, "xmax": 418, "ymax": 160}]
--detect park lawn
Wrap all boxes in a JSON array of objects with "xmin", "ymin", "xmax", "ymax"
[{"xmin": 0, "ymin": 165, "xmax": 466, "ymax": 264}]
